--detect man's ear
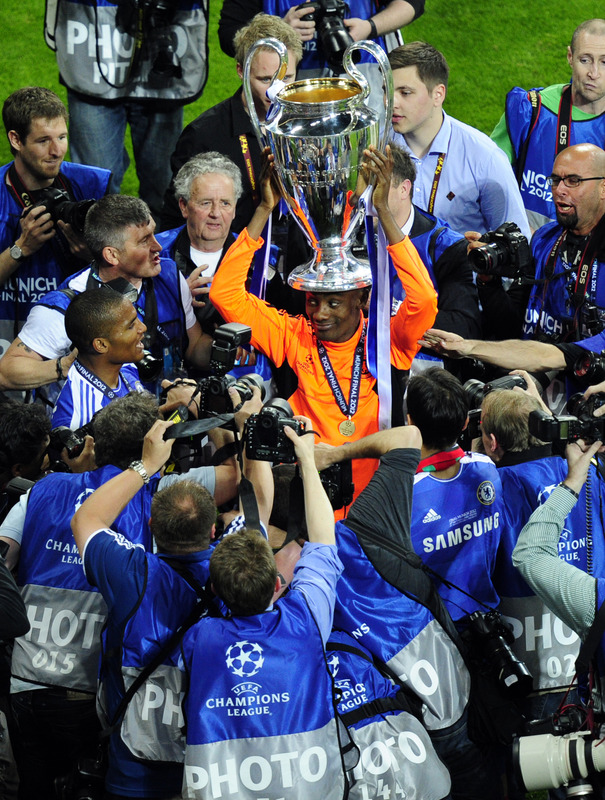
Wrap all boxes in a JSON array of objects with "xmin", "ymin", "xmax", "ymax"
[
  {"xmin": 432, "ymin": 83, "xmax": 446, "ymax": 107},
  {"xmin": 178, "ymin": 196, "xmax": 189, "ymax": 219},
  {"xmin": 567, "ymin": 45, "xmax": 573, "ymax": 69},
  {"xmin": 461, "ymin": 416, "xmax": 469, "ymax": 431},
  {"xmin": 485, "ymin": 432, "xmax": 498, "ymax": 453},
  {"xmin": 274, "ymin": 574, "xmax": 282, "ymax": 594},
  {"xmin": 236, "ymin": 62, "xmax": 244, "ymax": 82},
  {"xmin": 7, "ymin": 130, "xmax": 22, "ymax": 153},
  {"xmin": 102, "ymin": 244, "xmax": 120, "ymax": 267},
  {"xmin": 91, "ymin": 336, "xmax": 108, "ymax": 355},
  {"xmin": 210, "ymin": 523, "xmax": 216, "ymax": 541}
]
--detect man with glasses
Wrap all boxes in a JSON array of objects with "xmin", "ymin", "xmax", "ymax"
[{"xmin": 420, "ymin": 144, "xmax": 605, "ymax": 406}]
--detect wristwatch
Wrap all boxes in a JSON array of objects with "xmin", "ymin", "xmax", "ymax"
[
  {"xmin": 128, "ymin": 460, "xmax": 150, "ymax": 484},
  {"xmin": 9, "ymin": 243, "xmax": 25, "ymax": 262}
]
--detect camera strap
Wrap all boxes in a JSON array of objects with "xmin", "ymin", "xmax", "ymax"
[
  {"xmin": 514, "ymin": 90, "xmax": 542, "ymax": 186},
  {"xmin": 556, "ymin": 84, "xmax": 573, "ymax": 154},
  {"xmin": 5, "ymin": 163, "xmax": 75, "ymax": 211}
]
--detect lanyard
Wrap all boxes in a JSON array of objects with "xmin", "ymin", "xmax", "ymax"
[
  {"xmin": 316, "ymin": 322, "xmax": 366, "ymax": 436},
  {"xmin": 427, "ymin": 152, "xmax": 446, "ymax": 214},
  {"xmin": 74, "ymin": 359, "xmax": 133, "ymax": 401},
  {"xmin": 416, "ymin": 446, "xmax": 465, "ymax": 474},
  {"xmin": 239, "ymin": 134, "xmax": 259, "ymax": 206}
]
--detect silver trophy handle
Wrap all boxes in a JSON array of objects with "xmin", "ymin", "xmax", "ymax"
[
  {"xmin": 343, "ymin": 40, "xmax": 394, "ymax": 152},
  {"xmin": 243, "ymin": 38, "xmax": 289, "ymax": 149}
]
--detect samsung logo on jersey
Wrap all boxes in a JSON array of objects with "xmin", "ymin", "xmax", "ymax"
[{"xmin": 422, "ymin": 512, "xmax": 500, "ymax": 553}]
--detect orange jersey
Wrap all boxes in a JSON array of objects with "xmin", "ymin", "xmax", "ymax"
[{"xmin": 210, "ymin": 229, "xmax": 437, "ymax": 506}]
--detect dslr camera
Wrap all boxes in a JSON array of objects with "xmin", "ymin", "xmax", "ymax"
[
  {"xmin": 297, "ymin": 0, "xmax": 353, "ymax": 71},
  {"xmin": 465, "ymin": 610, "xmax": 533, "ymax": 699},
  {"xmin": 463, "ymin": 373, "xmax": 528, "ymax": 410},
  {"xmin": 246, "ymin": 399, "xmax": 305, "ymax": 463},
  {"xmin": 528, "ymin": 392, "xmax": 605, "ymax": 445},
  {"xmin": 115, "ymin": 0, "xmax": 182, "ymax": 88},
  {"xmin": 468, "ymin": 221, "xmax": 532, "ymax": 279},
  {"xmin": 49, "ymin": 420, "xmax": 95, "ymax": 460},
  {"xmin": 320, "ymin": 460, "xmax": 354, "ymax": 510},
  {"xmin": 574, "ymin": 349, "xmax": 605, "ymax": 386},
  {"xmin": 513, "ymin": 706, "xmax": 604, "ymax": 796},
  {"xmin": 32, "ymin": 188, "xmax": 95, "ymax": 234}
]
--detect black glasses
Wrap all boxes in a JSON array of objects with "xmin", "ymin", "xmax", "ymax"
[{"xmin": 546, "ymin": 174, "xmax": 605, "ymax": 188}]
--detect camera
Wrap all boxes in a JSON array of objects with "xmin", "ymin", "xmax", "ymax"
[
  {"xmin": 320, "ymin": 460, "xmax": 354, "ymax": 510},
  {"xmin": 209, "ymin": 323, "xmax": 253, "ymax": 376},
  {"xmin": 528, "ymin": 396, "xmax": 605, "ymax": 444},
  {"xmin": 32, "ymin": 188, "xmax": 95, "ymax": 234},
  {"xmin": 463, "ymin": 373, "xmax": 527, "ymax": 410},
  {"xmin": 513, "ymin": 730, "xmax": 605, "ymax": 795},
  {"xmin": 49, "ymin": 421, "xmax": 95, "ymax": 460},
  {"xmin": 465, "ymin": 610, "xmax": 533, "ymax": 699},
  {"xmin": 115, "ymin": 0, "xmax": 182, "ymax": 88},
  {"xmin": 468, "ymin": 222, "xmax": 532, "ymax": 279},
  {"xmin": 574, "ymin": 349, "xmax": 605, "ymax": 386},
  {"xmin": 246, "ymin": 399, "xmax": 305, "ymax": 463},
  {"xmin": 198, "ymin": 373, "xmax": 265, "ymax": 417},
  {"xmin": 297, "ymin": 0, "xmax": 353, "ymax": 72},
  {"xmin": 137, "ymin": 349, "xmax": 163, "ymax": 383}
]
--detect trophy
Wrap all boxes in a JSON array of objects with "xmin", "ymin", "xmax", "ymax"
[{"xmin": 243, "ymin": 38, "xmax": 394, "ymax": 292}]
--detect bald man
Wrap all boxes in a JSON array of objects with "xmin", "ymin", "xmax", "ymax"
[
  {"xmin": 422, "ymin": 144, "xmax": 605, "ymax": 406},
  {"xmin": 492, "ymin": 19, "xmax": 605, "ymax": 231}
]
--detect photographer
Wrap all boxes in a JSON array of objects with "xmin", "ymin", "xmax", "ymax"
[
  {"xmin": 218, "ymin": 0, "xmax": 423, "ymax": 88},
  {"xmin": 0, "ymin": 194, "xmax": 214, "ymax": 398},
  {"xmin": 0, "ymin": 87, "xmax": 109, "ymax": 354},
  {"xmin": 1, "ymin": 392, "xmax": 236, "ymax": 800},
  {"xmin": 44, "ymin": 0, "xmax": 208, "ymax": 222}
]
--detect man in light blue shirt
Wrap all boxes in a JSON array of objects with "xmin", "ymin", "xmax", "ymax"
[{"xmin": 388, "ymin": 42, "xmax": 531, "ymax": 240}]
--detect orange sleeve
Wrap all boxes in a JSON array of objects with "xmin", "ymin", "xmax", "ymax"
[
  {"xmin": 388, "ymin": 235, "xmax": 438, "ymax": 370},
  {"xmin": 209, "ymin": 229, "xmax": 299, "ymax": 368}
]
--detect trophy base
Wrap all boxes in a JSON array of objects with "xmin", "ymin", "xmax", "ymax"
[{"xmin": 287, "ymin": 248, "xmax": 372, "ymax": 292}]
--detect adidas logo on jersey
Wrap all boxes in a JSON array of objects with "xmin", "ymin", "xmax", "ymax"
[{"xmin": 422, "ymin": 509, "xmax": 441, "ymax": 523}]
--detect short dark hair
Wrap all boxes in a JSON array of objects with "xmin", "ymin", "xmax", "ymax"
[
  {"xmin": 407, "ymin": 367, "xmax": 469, "ymax": 449},
  {"xmin": 84, "ymin": 194, "xmax": 151, "ymax": 265},
  {"xmin": 390, "ymin": 144, "xmax": 416, "ymax": 189},
  {"xmin": 65, "ymin": 289, "xmax": 129, "ymax": 355},
  {"xmin": 0, "ymin": 400, "xmax": 51, "ymax": 477},
  {"xmin": 210, "ymin": 530, "xmax": 277, "ymax": 616},
  {"xmin": 571, "ymin": 19, "xmax": 605, "ymax": 52},
  {"xmin": 151, "ymin": 480, "xmax": 216, "ymax": 553},
  {"xmin": 388, "ymin": 42, "xmax": 449, "ymax": 91},
  {"xmin": 93, "ymin": 392, "xmax": 159, "ymax": 470},
  {"xmin": 481, "ymin": 390, "xmax": 545, "ymax": 453},
  {"xmin": 2, "ymin": 87, "xmax": 68, "ymax": 155}
]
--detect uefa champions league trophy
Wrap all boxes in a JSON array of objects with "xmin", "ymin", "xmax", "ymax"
[{"xmin": 243, "ymin": 38, "xmax": 394, "ymax": 291}]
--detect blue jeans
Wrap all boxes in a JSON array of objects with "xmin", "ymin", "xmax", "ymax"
[{"xmin": 67, "ymin": 90, "xmax": 183, "ymax": 220}]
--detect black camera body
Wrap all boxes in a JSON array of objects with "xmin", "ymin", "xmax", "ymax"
[
  {"xmin": 32, "ymin": 188, "xmax": 95, "ymax": 234},
  {"xmin": 209, "ymin": 323, "xmax": 252, "ymax": 375},
  {"xmin": 198, "ymin": 373, "xmax": 265, "ymax": 417},
  {"xmin": 574, "ymin": 349, "xmax": 605, "ymax": 385},
  {"xmin": 466, "ymin": 609, "xmax": 533, "ymax": 699},
  {"xmin": 320, "ymin": 460, "xmax": 354, "ymax": 510},
  {"xmin": 463, "ymin": 373, "xmax": 527, "ymax": 410},
  {"xmin": 528, "ymin": 407, "xmax": 605, "ymax": 444},
  {"xmin": 246, "ymin": 399, "xmax": 305, "ymax": 463},
  {"xmin": 297, "ymin": 0, "xmax": 353, "ymax": 71},
  {"xmin": 468, "ymin": 222, "xmax": 532, "ymax": 279},
  {"xmin": 49, "ymin": 421, "xmax": 95, "ymax": 460}
]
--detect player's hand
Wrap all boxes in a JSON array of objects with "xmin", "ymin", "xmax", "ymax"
[{"xmin": 344, "ymin": 17, "xmax": 373, "ymax": 41}]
